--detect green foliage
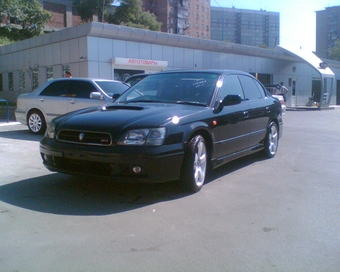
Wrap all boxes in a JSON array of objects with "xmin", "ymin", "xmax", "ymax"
[
  {"xmin": 0, "ymin": 35, "xmax": 13, "ymax": 45},
  {"xmin": 0, "ymin": 0, "xmax": 51, "ymax": 41},
  {"xmin": 73, "ymin": 0, "xmax": 114, "ymax": 22},
  {"xmin": 107, "ymin": 0, "xmax": 161, "ymax": 31},
  {"xmin": 328, "ymin": 39, "xmax": 340, "ymax": 61}
]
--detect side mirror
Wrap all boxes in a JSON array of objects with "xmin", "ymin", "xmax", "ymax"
[
  {"xmin": 90, "ymin": 92, "xmax": 103, "ymax": 100},
  {"xmin": 214, "ymin": 95, "xmax": 242, "ymax": 113},
  {"xmin": 222, "ymin": 95, "xmax": 242, "ymax": 106},
  {"xmin": 112, "ymin": 94, "xmax": 120, "ymax": 101}
]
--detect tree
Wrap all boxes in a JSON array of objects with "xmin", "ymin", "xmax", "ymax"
[
  {"xmin": 73, "ymin": 0, "xmax": 115, "ymax": 22},
  {"xmin": 107, "ymin": 0, "xmax": 161, "ymax": 31},
  {"xmin": 328, "ymin": 39, "xmax": 340, "ymax": 61},
  {"xmin": 0, "ymin": 0, "xmax": 51, "ymax": 41}
]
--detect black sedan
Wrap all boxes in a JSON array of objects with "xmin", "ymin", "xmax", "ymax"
[{"xmin": 40, "ymin": 70, "xmax": 283, "ymax": 193}]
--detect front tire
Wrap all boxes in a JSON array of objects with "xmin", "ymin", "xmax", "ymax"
[
  {"xmin": 262, "ymin": 121, "xmax": 279, "ymax": 158},
  {"xmin": 180, "ymin": 135, "xmax": 207, "ymax": 193},
  {"xmin": 28, "ymin": 110, "xmax": 46, "ymax": 135}
]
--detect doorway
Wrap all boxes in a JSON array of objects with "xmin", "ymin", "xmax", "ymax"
[
  {"xmin": 291, "ymin": 79, "xmax": 297, "ymax": 106},
  {"xmin": 336, "ymin": 80, "xmax": 340, "ymax": 105},
  {"xmin": 312, "ymin": 80, "xmax": 321, "ymax": 103},
  {"xmin": 114, "ymin": 69, "xmax": 144, "ymax": 82}
]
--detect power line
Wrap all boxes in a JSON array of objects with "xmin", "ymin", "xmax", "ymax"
[{"xmin": 212, "ymin": 0, "xmax": 222, "ymax": 8}]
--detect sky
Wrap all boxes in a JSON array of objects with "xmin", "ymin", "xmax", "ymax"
[{"xmin": 211, "ymin": 0, "xmax": 340, "ymax": 52}]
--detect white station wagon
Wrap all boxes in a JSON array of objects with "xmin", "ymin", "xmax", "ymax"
[{"xmin": 15, "ymin": 78, "xmax": 129, "ymax": 134}]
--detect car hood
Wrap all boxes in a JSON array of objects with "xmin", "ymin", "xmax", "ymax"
[{"xmin": 55, "ymin": 103, "xmax": 210, "ymax": 132}]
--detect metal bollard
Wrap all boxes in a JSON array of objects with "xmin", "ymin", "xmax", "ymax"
[{"xmin": 0, "ymin": 99, "xmax": 10, "ymax": 123}]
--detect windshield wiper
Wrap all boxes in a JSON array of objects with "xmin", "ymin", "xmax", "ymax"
[
  {"xmin": 124, "ymin": 99, "xmax": 162, "ymax": 103},
  {"xmin": 175, "ymin": 101, "xmax": 207, "ymax": 106}
]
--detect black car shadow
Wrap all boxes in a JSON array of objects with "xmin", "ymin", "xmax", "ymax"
[
  {"xmin": 0, "ymin": 128, "xmax": 43, "ymax": 142},
  {"xmin": 0, "ymin": 154, "xmax": 265, "ymax": 216},
  {"xmin": 0, "ymin": 173, "xmax": 189, "ymax": 216}
]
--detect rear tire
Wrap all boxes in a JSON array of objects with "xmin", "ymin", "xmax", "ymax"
[
  {"xmin": 180, "ymin": 135, "xmax": 207, "ymax": 193},
  {"xmin": 262, "ymin": 121, "xmax": 279, "ymax": 158},
  {"xmin": 28, "ymin": 110, "xmax": 46, "ymax": 135}
]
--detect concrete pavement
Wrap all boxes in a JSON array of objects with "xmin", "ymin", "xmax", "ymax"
[{"xmin": 1, "ymin": 109, "xmax": 340, "ymax": 271}]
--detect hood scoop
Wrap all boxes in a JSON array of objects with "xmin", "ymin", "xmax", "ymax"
[{"xmin": 102, "ymin": 105, "xmax": 144, "ymax": 111}]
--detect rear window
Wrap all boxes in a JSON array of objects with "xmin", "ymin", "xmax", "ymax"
[{"xmin": 40, "ymin": 81, "xmax": 69, "ymax": 97}]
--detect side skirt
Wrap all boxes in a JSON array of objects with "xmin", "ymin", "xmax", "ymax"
[{"xmin": 210, "ymin": 144, "xmax": 264, "ymax": 169}]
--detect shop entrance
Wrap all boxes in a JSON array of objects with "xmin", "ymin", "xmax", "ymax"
[
  {"xmin": 312, "ymin": 80, "xmax": 321, "ymax": 103},
  {"xmin": 114, "ymin": 69, "xmax": 144, "ymax": 82}
]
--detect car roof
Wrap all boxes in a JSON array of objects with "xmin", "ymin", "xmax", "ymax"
[
  {"xmin": 50, "ymin": 77, "xmax": 123, "ymax": 83},
  {"xmin": 135, "ymin": 69, "xmax": 252, "ymax": 77}
]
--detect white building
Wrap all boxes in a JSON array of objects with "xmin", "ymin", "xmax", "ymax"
[{"xmin": 0, "ymin": 22, "xmax": 337, "ymax": 107}]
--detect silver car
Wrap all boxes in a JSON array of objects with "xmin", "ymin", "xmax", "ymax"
[{"xmin": 15, "ymin": 78, "xmax": 129, "ymax": 134}]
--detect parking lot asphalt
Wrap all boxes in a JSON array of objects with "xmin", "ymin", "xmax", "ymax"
[{"xmin": 1, "ymin": 109, "xmax": 340, "ymax": 272}]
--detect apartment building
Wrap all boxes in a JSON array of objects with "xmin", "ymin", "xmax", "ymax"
[
  {"xmin": 316, "ymin": 6, "xmax": 340, "ymax": 59},
  {"xmin": 142, "ymin": 0, "xmax": 211, "ymax": 39},
  {"xmin": 38, "ymin": 0, "xmax": 84, "ymax": 30},
  {"xmin": 210, "ymin": 7, "xmax": 279, "ymax": 48}
]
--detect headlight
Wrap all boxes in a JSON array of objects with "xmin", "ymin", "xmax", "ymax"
[
  {"xmin": 118, "ymin": 127, "xmax": 166, "ymax": 146},
  {"xmin": 45, "ymin": 121, "xmax": 56, "ymax": 139}
]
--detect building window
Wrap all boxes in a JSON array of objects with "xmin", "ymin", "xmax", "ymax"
[
  {"xmin": 8, "ymin": 72, "xmax": 13, "ymax": 91},
  {"xmin": 20, "ymin": 71, "xmax": 25, "ymax": 91},
  {"xmin": 47, "ymin": 66, "xmax": 53, "ymax": 81}
]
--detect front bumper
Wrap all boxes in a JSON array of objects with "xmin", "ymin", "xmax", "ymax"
[{"xmin": 40, "ymin": 140, "xmax": 184, "ymax": 183}]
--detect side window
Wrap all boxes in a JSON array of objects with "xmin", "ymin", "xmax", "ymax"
[
  {"xmin": 253, "ymin": 80, "xmax": 268, "ymax": 97},
  {"xmin": 69, "ymin": 81, "xmax": 96, "ymax": 98},
  {"xmin": 40, "ymin": 81, "xmax": 69, "ymax": 96},
  {"xmin": 238, "ymin": 75, "xmax": 264, "ymax": 100},
  {"xmin": 219, "ymin": 75, "xmax": 245, "ymax": 101}
]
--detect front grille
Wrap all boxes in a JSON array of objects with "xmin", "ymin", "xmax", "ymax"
[{"xmin": 57, "ymin": 129, "xmax": 112, "ymax": 146}]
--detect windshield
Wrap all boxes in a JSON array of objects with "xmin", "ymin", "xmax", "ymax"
[
  {"xmin": 115, "ymin": 72, "xmax": 219, "ymax": 105},
  {"xmin": 95, "ymin": 81, "xmax": 129, "ymax": 97}
]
